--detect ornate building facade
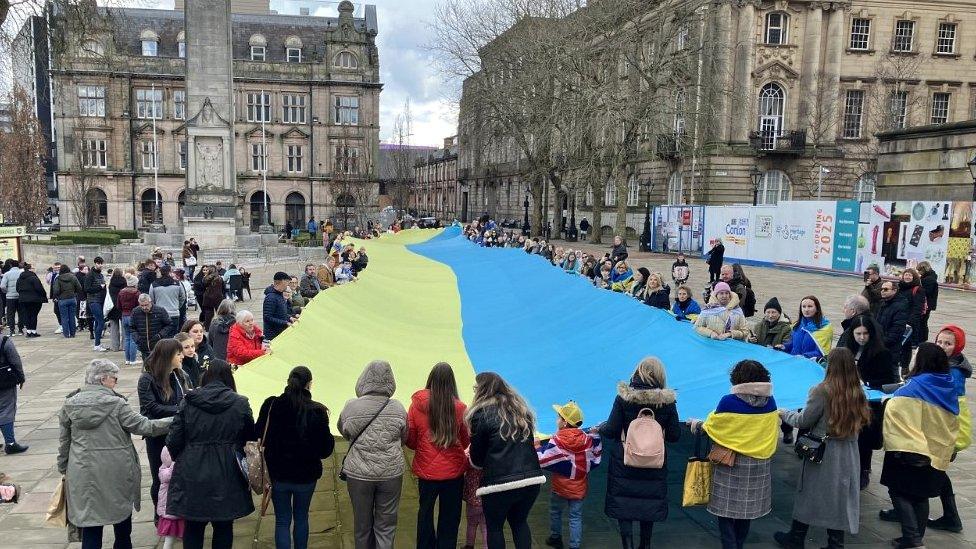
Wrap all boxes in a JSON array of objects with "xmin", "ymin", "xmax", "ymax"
[
  {"xmin": 15, "ymin": 0, "xmax": 381, "ymax": 232},
  {"xmin": 412, "ymin": 136, "xmax": 459, "ymax": 221},
  {"xmin": 458, "ymin": 0, "xmax": 976, "ymax": 240}
]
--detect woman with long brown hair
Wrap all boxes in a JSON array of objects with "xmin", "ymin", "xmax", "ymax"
[
  {"xmin": 773, "ymin": 348, "xmax": 870, "ymax": 549},
  {"xmin": 465, "ymin": 372, "xmax": 544, "ymax": 549},
  {"xmin": 137, "ymin": 338, "xmax": 189, "ymax": 521},
  {"xmin": 406, "ymin": 362, "xmax": 470, "ymax": 548}
]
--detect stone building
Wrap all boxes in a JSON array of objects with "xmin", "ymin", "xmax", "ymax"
[
  {"xmin": 459, "ymin": 0, "xmax": 976, "ymax": 240},
  {"xmin": 15, "ymin": 0, "xmax": 381, "ymax": 232},
  {"xmin": 876, "ymin": 120, "xmax": 976, "ymax": 201},
  {"xmin": 412, "ymin": 136, "xmax": 459, "ymax": 221}
]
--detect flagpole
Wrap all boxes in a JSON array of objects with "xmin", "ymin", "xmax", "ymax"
[
  {"xmin": 152, "ymin": 83, "xmax": 159, "ymax": 224},
  {"xmin": 262, "ymin": 89, "xmax": 269, "ymax": 226}
]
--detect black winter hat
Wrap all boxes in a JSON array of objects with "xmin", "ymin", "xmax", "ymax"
[{"xmin": 764, "ymin": 297, "xmax": 782, "ymax": 314}]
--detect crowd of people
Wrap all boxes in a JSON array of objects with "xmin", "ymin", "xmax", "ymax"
[{"xmin": 0, "ymin": 219, "xmax": 971, "ymax": 549}]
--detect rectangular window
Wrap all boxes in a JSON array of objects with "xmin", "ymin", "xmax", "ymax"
[
  {"xmin": 676, "ymin": 27, "xmax": 689, "ymax": 50},
  {"xmin": 889, "ymin": 91, "xmax": 908, "ymax": 129},
  {"xmin": 843, "ymin": 90, "xmax": 865, "ymax": 138},
  {"xmin": 246, "ymin": 92, "xmax": 271, "ymax": 122},
  {"xmin": 140, "ymin": 140, "xmax": 157, "ymax": 170},
  {"xmin": 173, "ymin": 90, "xmax": 186, "ymax": 120},
  {"xmin": 251, "ymin": 143, "xmax": 267, "ymax": 171},
  {"xmin": 286, "ymin": 48, "xmax": 302, "ymax": 63},
  {"xmin": 936, "ymin": 22, "xmax": 957, "ymax": 54},
  {"xmin": 250, "ymin": 46, "xmax": 265, "ymax": 61},
  {"xmin": 178, "ymin": 42, "xmax": 186, "ymax": 58},
  {"xmin": 765, "ymin": 13, "xmax": 786, "ymax": 45},
  {"xmin": 282, "ymin": 94, "xmax": 306, "ymax": 124},
  {"xmin": 627, "ymin": 177, "xmax": 639, "ymax": 206},
  {"xmin": 604, "ymin": 181, "xmax": 617, "ymax": 206},
  {"xmin": 893, "ymin": 20, "xmax": 915, "ymax": 52},
  {"xmin": 135, "ymin": 88, "xmax": 163, "ymax": 119},
  {"xmin": 141, "ymin": 40, "xmax": 157, "ymax": 57},
  {"xmin": 850, "ymin": 18, "xmax": 871, "ymax": 50},
  {"xmin": 80, "ymin": 139, "xmax": 107, "ymax": 169},
  {"xmin": 78, "ymin": 85, "xmax": 105, "ymax": 117},
  {"xmin": 178, "ymin": 141, "xmax": 187, "ymax": 170},
  {"xmin": 334, "ymin": 145, "xmax": 360, "ymax": 174},
  {"xmin": 931, "ymin": 92, "xmax": 951, "ymax": 124},
  {"xmin": 334, "ymin": 95, "xmax": 359, "ymax": 125},
  {"xmin": 287, "ymin": 145, "xmax": 303, "ymax": 172}
]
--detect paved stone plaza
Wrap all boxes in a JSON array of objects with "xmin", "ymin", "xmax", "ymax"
[{"xmin": 0, "ymin": 251, "xmax": 974, "ymax": 548}]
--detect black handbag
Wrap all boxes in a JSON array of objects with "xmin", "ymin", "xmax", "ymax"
[
  {"xmin": 339, "ymin": 398, "xmax": 391, "ymax": 481},
  {"xmin": 0, "ymin": 337, "xmax": 18, "ymax": 390},
  {"xmin": 794, "ymin": 432, "xmax": 827, "ymax": 463}
]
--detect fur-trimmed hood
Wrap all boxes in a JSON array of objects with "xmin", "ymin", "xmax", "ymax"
[{"xmin": 617, "ymin": 382, "xmax": 676, "ymax": 406}]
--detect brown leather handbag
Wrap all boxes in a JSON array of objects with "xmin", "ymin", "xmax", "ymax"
[{"xmin": 707, "ymin": 443, "xmax": 737, "ymax": 467}]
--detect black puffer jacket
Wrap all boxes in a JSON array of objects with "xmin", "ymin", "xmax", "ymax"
[
  {"xmin": 208, "ymin": 314, "xmax": 235, "ymax": 360},
  {"xmin": 166, "ymin": 381, "xmax": 255, "ymax": 522},
  {"xmin": 876, "ymin": 293, "xmax": 910, "ymax": 353},
  {"xmin": 106, "ymin": 274, "xmax": 126, "ymax": 321},
  {"xmin": 138, "ymin": 268, "xmax": 156, "ymax": 294},
  {"xmin": 644, "ymin": 285, "xmax": 671, "ymax": 310},
  {"xmin": 130, "ymin": 305, "xmax": 171, "ymax": 354},
  {"xmin": 600, "ymin": 380, "xmax": 681, "ymax": 522},
  {"xmin": 897, "ymin": 280, "xmax": 926, "ymax": 340},
  {"xmin": 15, "ymin": 270, "xmax": 47, "ymax": 304},
  {"xmin": 920, "ymin": 270, "xmax": 938, "ymax": 312},
  {"xmin": 256, "ymin": 392, "xmax": 335, "ymax": 484},
  {"xmin": 468, "ymin": 405, "xmax": 545, "ymax": 496}
]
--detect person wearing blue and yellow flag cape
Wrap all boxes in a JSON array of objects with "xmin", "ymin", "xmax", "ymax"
[
  {"xmin": 880, "ymin": 343, "xmax": 959, "ymax": 549},
  {"xmin": 781, "ymin": 296, "xmax": 833, "ymax": 445},
  {"xmin": 773, "ymin": 349, "xmax": 871, "ymax": 549},
  {"xmin": 688, "ymin": 360, "xmax": 779, "ymax": 549}
]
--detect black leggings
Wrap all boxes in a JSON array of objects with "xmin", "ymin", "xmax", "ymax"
[
  {"xmin": 619, "ymin": 520, "xmax": 653, "ymax": 545},
  {"xmin": 889, "ymin": 489, "xmax": 928, "ymax": 546},
  {"xmin": 183, "ymin": 520, "xmax": 234, "ymax": 549},
  {"xmin": 481, "ymin": 484, "xmax": 540, "ymax": 549},
  {"xmin": 20, "ymin": 302, "xmax": 41, "ymax": 331}
]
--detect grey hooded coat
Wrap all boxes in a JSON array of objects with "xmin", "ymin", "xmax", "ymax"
[
  {"xmin": 337, "ymin": 361, "xmax": 408, "ymax": 481},
  {"xmin": 57, "ymin": 385, "xmax": 172, "ymax": 527}
]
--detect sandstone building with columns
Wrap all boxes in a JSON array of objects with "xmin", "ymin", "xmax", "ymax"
[
  {"xmin": 458, "ymin": 0, "xmax": 976, "ymax": 240},
  {"xmin": 15, "ymin": 0, "xmax": 380, "ymax": 232}
]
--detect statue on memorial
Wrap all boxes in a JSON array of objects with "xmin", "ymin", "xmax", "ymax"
[{"xmin": 196, "ymin": 141, "xmax": 223, "ymax": 190}]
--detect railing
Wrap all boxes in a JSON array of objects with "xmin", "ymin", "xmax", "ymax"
[
  {"xmin": 748, "ymin": 129, "xmax": 806, "ymax": 154},
  {"xmin": 656, "ymin": 132, "xmax": 685, "ymax": 158}
]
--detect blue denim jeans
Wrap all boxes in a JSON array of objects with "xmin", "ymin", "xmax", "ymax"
[
  {"xmin": 88, "ymin": 301, "xmax": 104, "ymax": 346},
  {"xmin": 121, "ymin": 316, "xmax": 138, "ymax": 362},
  {"xmin": 271, "ymin": 481, "xmax": 316, "ymax": 549},
  {"xmin": 58, "ymin": 298, "xmax": 77, "ymax": 338},
  {"xmin": 549, "ymin": 492, "xmax": 583, "ymax": 549},
  {"xmin": 0, "ymin": 422, "xmax": 15, "ymax": 444}
]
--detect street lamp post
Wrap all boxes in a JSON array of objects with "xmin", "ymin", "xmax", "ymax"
[
  {"xmin": 639, "ymin": 179, "xmax": 652, "ymax": 252},
  {"xmin": 522, "ymin": 194, "xmax": 530, "ymax": 236},
  {"xmin": 967, "ymin": 153, "xmax": 976, "ymax": 202},
  {"xmin": 750, "ymin": 166, "xmax": 763, "ymax": 206},
  {"xmin": 567, "ymin": 191, "xmax": 578, "ymax": 242}
]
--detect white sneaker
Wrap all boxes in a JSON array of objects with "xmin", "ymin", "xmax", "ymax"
[
  {"xmin": 54, "ymin": 327, "xmax": 63, "ymax": 334},
  {"xmin": 93, "ymin": 345, "xmax": 108, "ymax": 352}
]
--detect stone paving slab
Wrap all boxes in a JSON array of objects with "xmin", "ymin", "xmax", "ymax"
[{"xmin": 0, "ymin": 257, "xmax": 972, "ymax": 548}]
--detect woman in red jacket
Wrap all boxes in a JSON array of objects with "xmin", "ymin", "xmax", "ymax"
[
  {"xmin": 407, "ymin": 362, "xmax": 470, "ymax": 549},
  {"xmin": 225, "ymin": 310, "xmax": 266, "ymax": 366}
]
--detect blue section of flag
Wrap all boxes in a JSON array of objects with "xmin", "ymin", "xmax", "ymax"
[{"xmin": 409, "ymin": 227, "xmax": 826, "ymax": 426}]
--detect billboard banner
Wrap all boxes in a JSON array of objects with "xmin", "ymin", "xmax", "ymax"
[
  {"xmin": 944, "ymin": 202, "xmax": 976, "ymax": 289},
  {"xmin": 857, "ymin": 201, "xmax": 951, "ymax": 277},
  {"xmin": 774, "ymin": 201, "xmax": 839, "ymax": 270},
  {"xmin": 832, "ymin": 201, "xmax": 859, "ymax": 272},
  {"xmin": 702, "ymin": 206, "xmax": 752, "ymax": 260}
]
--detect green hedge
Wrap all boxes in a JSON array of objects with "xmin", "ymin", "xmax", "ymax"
[
  {"xmin": 50, "ymin": 231, "xmax": 121, "ymax": 245},
  {"xmin": 100, "ymin": 229, "xmax": 138, "ymax": 240},
  {"xmin": 29, "ymin": 239, "xmax": 74, "ymax": 246}
]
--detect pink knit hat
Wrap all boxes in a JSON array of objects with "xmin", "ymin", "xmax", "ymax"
[{"xmin": 713, "ymin": 282, "xmax": 732, "ymax": 294}]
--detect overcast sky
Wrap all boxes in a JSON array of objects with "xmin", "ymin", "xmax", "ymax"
[{"xmin": 2, "ymin": 0, "xmax": 459, "ymax": 147}]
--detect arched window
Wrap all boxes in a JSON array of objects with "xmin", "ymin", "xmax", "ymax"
[
  {"xmin": 758, "ymin": 83, "xmax": 786, "ymax": 148},
  {"xmin": 177, "ymin": 31, "xmax": 185, "ymax": 58},
  {"xmin": 249, "ymin": 34, "xmax": 267, "ymax": 61},
  {"xmin": 249, "ymin": 191, "xmax": 269, "ymax": 231},
  {"xmin": 334, "ymin": 50, "xmax": 359, "ymax": 69},
  {"xmin": 765, "ymin": 13, "xmax": 788, "ymax": 45},
  {"xmin": 667, "ymin": 171, "xmax": 684, "ymax": 205},
  {"xmin": 140, "ymin": 189, "xmax": 162, "ymax": 225},
  {"xmin": 285, "ymin": 192, "xmax": 306, "ymax": 227},
  {"xmin": 758, "ymin": 170, "xmax": 791, "ymax": 205},
  {"xmin": 82, "ymin": 40, "xmax": 104, "ymax": 57},
  {"xmin": 140, "ymin": 30, "xmax": 158, "ymax": 57},
  {"xmin": 177, "ymin": 190, "xmax": 186, "ymax": 222},
  {"xmin": 604, "ymin": 178, "xmax": 617, "ymax": 206},
  {"xmin": 85, "ymin": 188, "xmax": 108, "ymax": 227},
  {"xmin": 854, "ymin": 172, "xmax": 876, "ymax": 202}
]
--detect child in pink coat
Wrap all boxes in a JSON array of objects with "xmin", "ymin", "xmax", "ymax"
[
  {"xmin": 156, "ymin": 447, "xmax": 185, "ymax": 548},
  {"xmin": 462, "ymin": 456, "xmax": 487, "ymax": 549}
]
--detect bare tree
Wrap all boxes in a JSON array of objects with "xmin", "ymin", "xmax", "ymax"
[
  {"xmin": 387, "ymin": 99, "xmax": 416, "ymax": 213},
  {"xmin": 0, "ymin": 86, "xmax": 47, "ymax": 226}
]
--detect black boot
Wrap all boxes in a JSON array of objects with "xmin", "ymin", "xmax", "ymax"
[
  {"xmin": 774, "ymin": 520, "xmax": 808, "ymax": 548},
  {"xmin": 545, "ymin": 535, "xmax": 564, "ymax": 549},
  {"xmin": 859, "ymin": 469, "xmax": 870, "ymax": 491},
  {"xmin": 879, "ymin": 508, "xmax": 900, "ymax": 523},
  {"xmin": 928, "ymin": 492, "xmax": 963, "ymax": 533},
  {"xmin": 3, "ymin": 442, "xmax": 28, "ymax": 455},
  {"xmin": 821, "ymin": 529, "xmax": 844, "ymax": 549}
]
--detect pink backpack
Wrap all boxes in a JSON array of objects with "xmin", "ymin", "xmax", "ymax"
[{"xmin": 622, "ymin": 408, "xmax": 665, "ymax": 468}]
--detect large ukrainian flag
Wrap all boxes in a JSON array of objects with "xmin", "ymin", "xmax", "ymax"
[
  {"xmin": 883, "ymin": 373, "xmax": 959, "ymax": 471},
  {"xmin": 236, "ymin": 226, "xmax": 827, "ymax": 427}
]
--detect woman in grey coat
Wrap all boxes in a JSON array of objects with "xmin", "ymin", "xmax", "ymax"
[
  {"xmin": 774, "ymin": 348, "xmax": 871, "ymax": 549},
  {"xmin": 57, "ymin": 359, "xmax": 172, "ymax": 549},
  {"xmin": 338, "ymin": 360, "xmax": 408, "ymax": 549},
  {"xmin": 207, "ymin": 299, "xmax": 236, "ymax": 361},
  {"xmin": 0, "ymin": 328, "xmax": 27, "ymax": 454}
]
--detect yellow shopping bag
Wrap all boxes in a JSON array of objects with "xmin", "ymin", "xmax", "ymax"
[{"xmin": 682, "ymin": 434, "xmax": 712, "ymax": 507}]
